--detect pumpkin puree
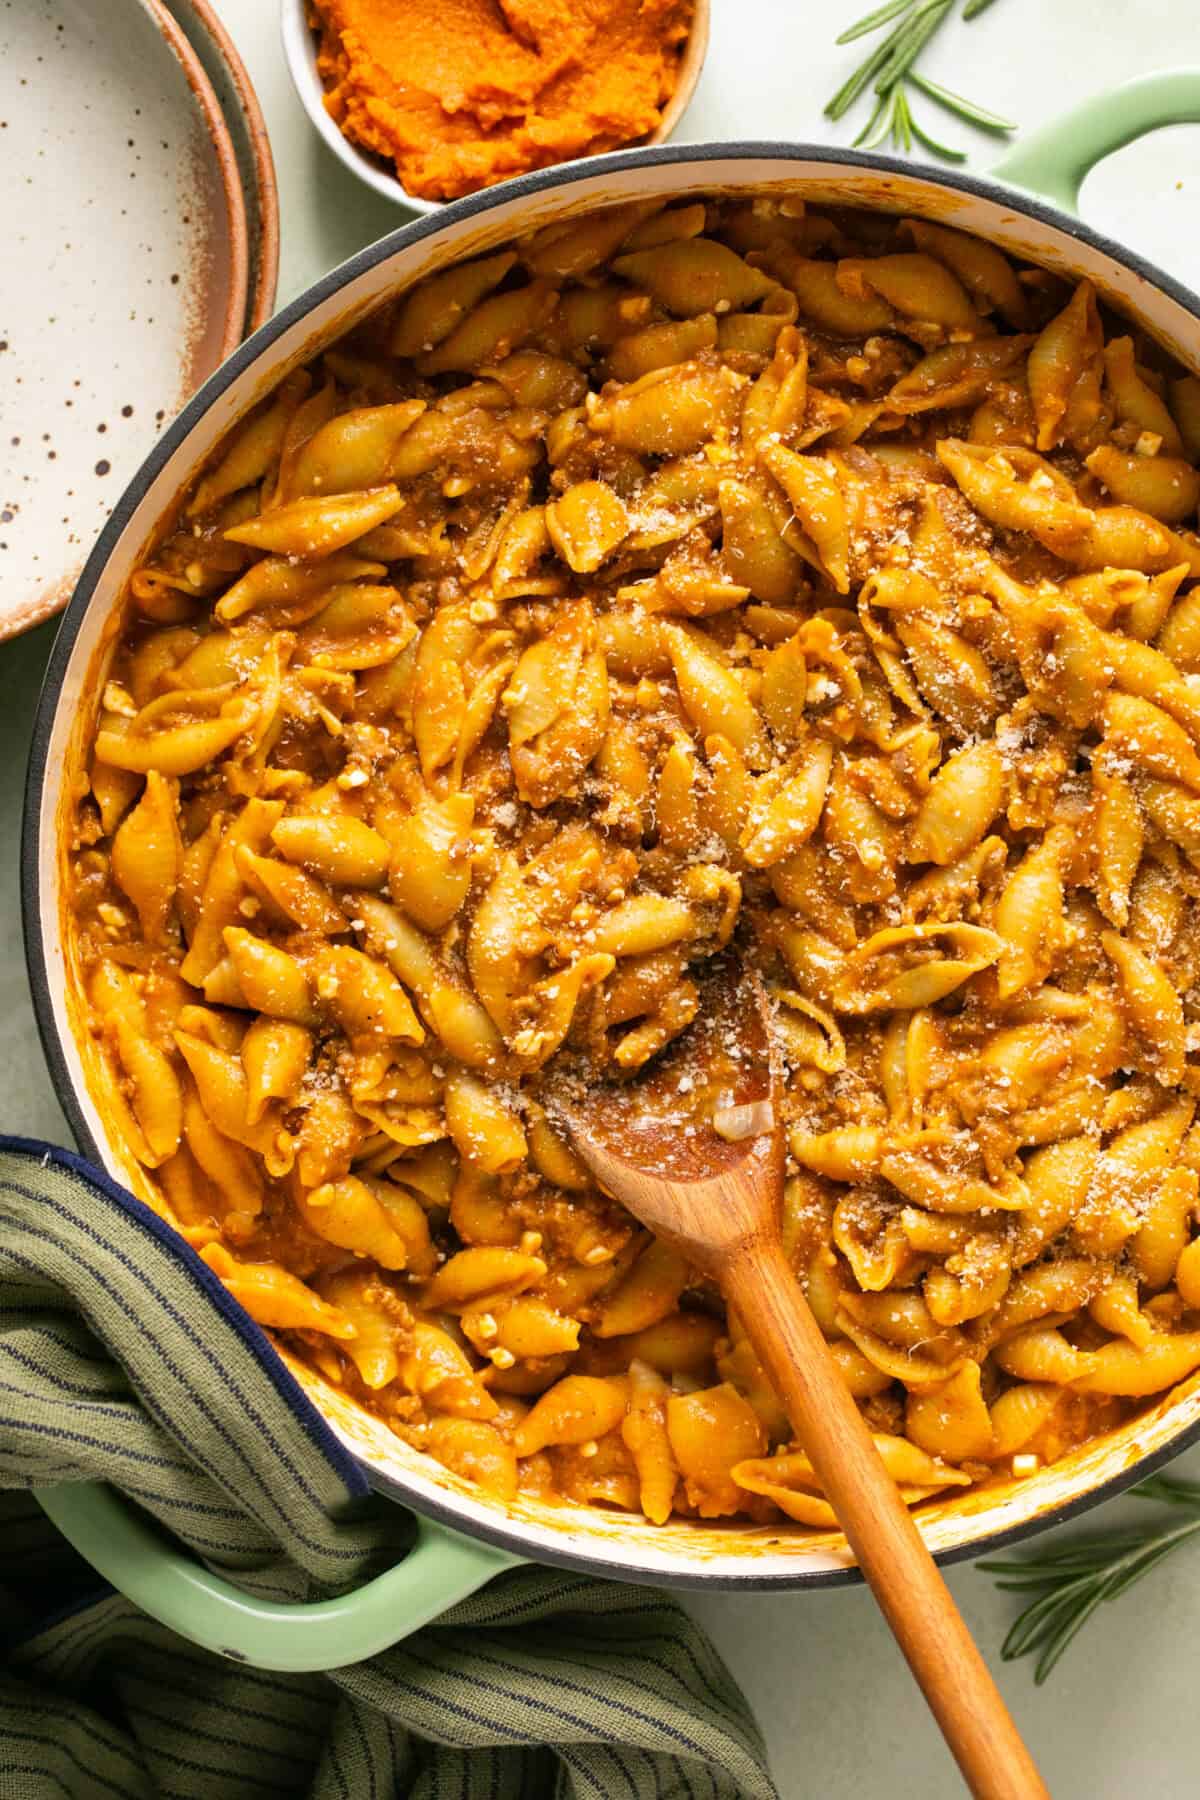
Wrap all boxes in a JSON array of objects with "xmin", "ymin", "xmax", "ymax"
[{"xmin": 309, "ymin": 0, "xmax": 695, "ymax": 201}]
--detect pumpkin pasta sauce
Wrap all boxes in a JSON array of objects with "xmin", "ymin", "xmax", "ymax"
[
  {"xmin": 308, "ymin": 0, "xmax": 694, "ymax": 201},
  {"xmin": 69, "ymin": 195, "xmax": 1200, "ymax": 1531}
]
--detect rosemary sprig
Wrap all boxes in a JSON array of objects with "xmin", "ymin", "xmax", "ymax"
[
  {"xmin": 907, "ymin": 71, "xmax": 1015, "ymax": 135},
  {"xmin": 824, "ymin": 0, "xmax": 1015, "ymax": 163},
  {"xmin": 980, "ymin": 1475, "xmax": 1200, "ymax": 1683}
]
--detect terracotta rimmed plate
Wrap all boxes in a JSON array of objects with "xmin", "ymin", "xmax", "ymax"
[
  {"xmin": 165, "ymin": 0, "xmax": 281, "ymax": 333},
  {"xmin": 0, "ymin": 0, "xmax": 250, "ymax": 643}
]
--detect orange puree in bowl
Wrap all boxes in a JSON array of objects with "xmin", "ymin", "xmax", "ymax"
[{"xmin": 308, "ymin": 0, "xmax": 695, "ymax": 201}]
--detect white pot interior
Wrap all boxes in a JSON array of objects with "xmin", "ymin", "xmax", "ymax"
[{"xmin": 32, "ymin": 152, "xmax": 1200, "ymax": 1584}]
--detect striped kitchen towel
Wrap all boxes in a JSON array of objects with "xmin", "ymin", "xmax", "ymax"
[{"xmin": 0, "ymin": 1140, "xmax": 778, "ymax": 1800}]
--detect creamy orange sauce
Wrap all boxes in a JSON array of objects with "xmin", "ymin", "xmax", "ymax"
[{"xmin": 309, "ymin": 0, "xmax": 694, "ymax": 201}]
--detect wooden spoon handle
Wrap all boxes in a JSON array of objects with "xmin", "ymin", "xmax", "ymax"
[{"xmin": 724, "ymin": 1240, "xmax": 1048, "ymax": 1800}]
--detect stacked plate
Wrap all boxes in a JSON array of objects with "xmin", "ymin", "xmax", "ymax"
[{"xmin": 0, "ymin": 0, "xmax": 279, "ymax": 641}]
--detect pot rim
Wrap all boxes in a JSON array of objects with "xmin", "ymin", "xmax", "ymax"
[
  {"xmin": 24, "ymin": 136, "xmax": 1200, "ymax": 1587},
  {"xmin": 358, "ymin": 1414, "xmax": 1200, "ymax": 1588}
]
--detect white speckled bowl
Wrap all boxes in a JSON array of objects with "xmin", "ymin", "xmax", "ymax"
[{"xmin": 0, "ymin": 0, "xmax": 269, "ymax": 642}]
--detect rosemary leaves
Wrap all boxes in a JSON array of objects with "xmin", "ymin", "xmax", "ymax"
[
  {"xmin": 980, "ymin": 1474, "xmax": 1200, "ymax": 1683},
  {"xmin": 825, "ymin": 0, "xmax": 1015, "ymax": 162}
]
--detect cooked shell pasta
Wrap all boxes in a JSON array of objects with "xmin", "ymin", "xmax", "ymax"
[{"xmin": 70, "ymin": 194, "xmax": 1200, "ymax": 1534}]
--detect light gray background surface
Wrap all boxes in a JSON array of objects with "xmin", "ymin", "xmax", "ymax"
[{"xmin": 9, "ymin": 2, "xmax": 1200, "ymax": 1791}]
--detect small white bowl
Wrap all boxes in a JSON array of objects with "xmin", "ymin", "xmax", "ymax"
[
  {"xmin": 280, "ymin": 0, "xmax": 440, "ymax": 214},
  {"xmin": 280, "ymin": 0, "xmax": 710, "ymax": 214}
]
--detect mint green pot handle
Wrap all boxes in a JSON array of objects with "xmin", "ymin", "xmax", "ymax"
[
  {"xmin": 35, "ymin": 1481, "xmax": 520, "ymax": 1673},
  {"xmin": 991, "ymin": 70, "xmax": 1200, "ymax": 214}
]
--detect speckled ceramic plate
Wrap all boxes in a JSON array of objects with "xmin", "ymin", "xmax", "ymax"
[
  {"xmin": 0, "ymin": 0, "xmax": 251, "ymax": 641},
  {"xmin": 165, "ymin": 0, "xmax": 280, "ymax": 333}
]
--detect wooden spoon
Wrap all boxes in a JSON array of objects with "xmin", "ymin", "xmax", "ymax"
[{"xmin": 548, "ymin": 963, "xmax": 1048, "ymax": 1800}]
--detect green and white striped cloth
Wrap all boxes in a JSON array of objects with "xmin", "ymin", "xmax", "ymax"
[{"xmin": 0, "ymin": 1141, "xmax": 778, "ymax": 1799}]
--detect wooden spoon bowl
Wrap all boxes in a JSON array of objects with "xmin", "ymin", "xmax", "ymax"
[{"xmin": 549, "ymin": 965, "xmax": 1048, "ymax": 1800}]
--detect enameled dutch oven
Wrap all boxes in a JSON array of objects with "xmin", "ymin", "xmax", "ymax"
[{"xmin": 22, "ymin": 73, "xmax": 1200, "ymax": 1673}]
